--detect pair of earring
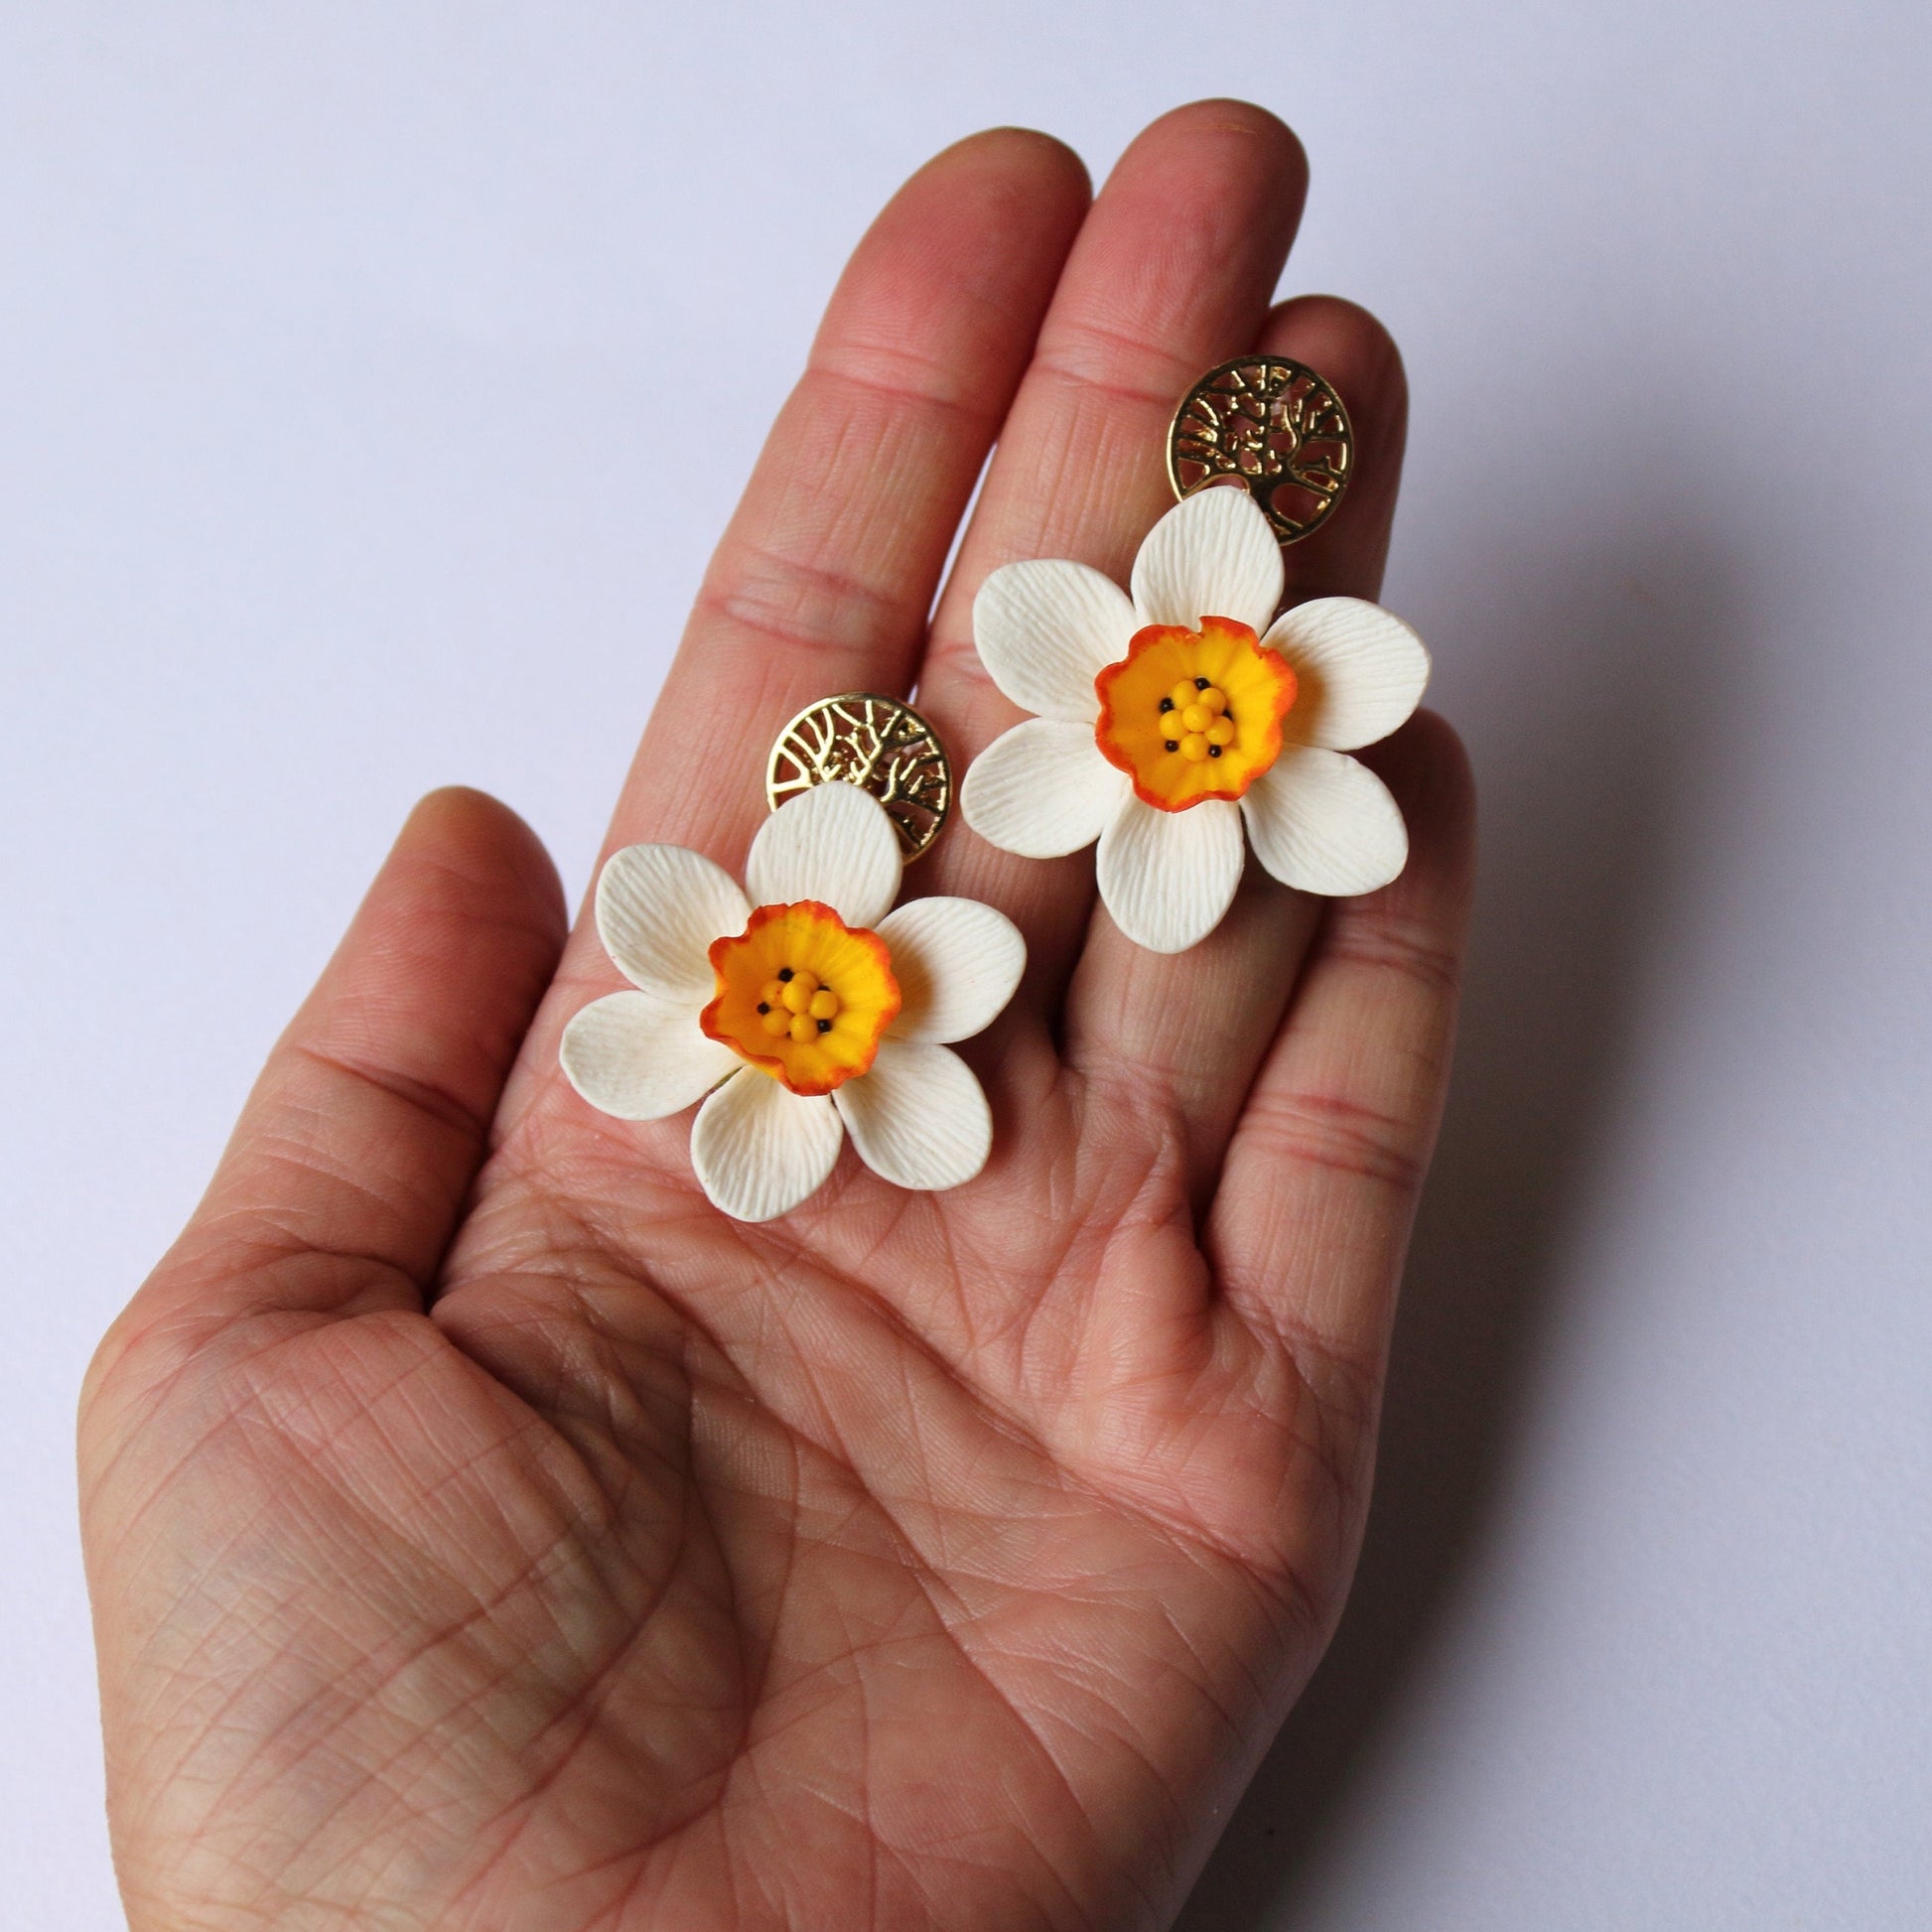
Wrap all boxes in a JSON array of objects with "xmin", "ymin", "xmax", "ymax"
[{"xmin": 562, "ymin": 356, "xmax": 1429, "ymax": 1219}]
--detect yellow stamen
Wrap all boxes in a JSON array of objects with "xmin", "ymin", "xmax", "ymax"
[
  {"xmin": 1094, "ymin": 617, "xmax": 1299, "ymax": 811},
  {"xmin": 703, "ymin": 900, "xmax": 900, "ymax": 1096}
]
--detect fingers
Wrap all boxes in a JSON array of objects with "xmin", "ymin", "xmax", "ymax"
[
  {"xmin": 94, "ymin": 789, "xmax": 565, "ymax": 1351},
  {"xmin": 600, "ymin": 128, "xmax": 1090, "ymax": 872},
  {"xmin": 1247, "ymin": 293, "xmax": 1410, "ymax": 605},
  {"xmin": 914, "ymin": 100, "xmax": 1311, "ymax": 987},
  {"xmin": 1061, "ymin": 297, "xmax": 1412, "ymax": 1199},
  {"xmin": 1209, "ymin": 711, "xmax": 1476, "ymax": 1392}
]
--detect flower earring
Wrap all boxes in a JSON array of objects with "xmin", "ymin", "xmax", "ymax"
[
  {"xmin": 959, "ymin": 359, "xmax": 1429, "ymax": 954},
  {"xmin": 561, "ymin": 772, "xmax": 1025, "ymax": 1223}
]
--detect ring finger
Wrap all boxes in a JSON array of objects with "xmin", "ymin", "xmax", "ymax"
[{"xmin": 1060, "ymin": 292, "xmax": 1414, "ymax": 1204}]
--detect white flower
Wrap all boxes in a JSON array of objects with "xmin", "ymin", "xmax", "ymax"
[
  {"xmin": 560, "ymin": 780, "xmax": 1026, "ymax": 1222},
  {"xmin": 959, "ymin": 485, "xmax": 1431, "ymax": 953}
]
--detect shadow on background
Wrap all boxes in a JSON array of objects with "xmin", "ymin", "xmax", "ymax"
[{"xmin": 1175, "ymin": 513, "xmax": 1742, "ymax": 1928}]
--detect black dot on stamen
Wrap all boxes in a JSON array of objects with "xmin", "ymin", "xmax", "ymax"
[
  {"xmin": 816, "ymin": 1019, "xmax": 833, "ymax": 1034},
  {"xmin": 1164, "ymin": 740, "xmax": 1179, "ymax": 753},
  {"xmin": 1194, "ymin": 676, "xmax": 1210, "ymax": 690},
  {"xmin": 1159, "ymin": 696, "xmax": 1173, "ymax": 713},
  {"xmin": 1208, "ymin": 745, "xmax": 1223, "ymax": 758},
  {"xmin": 777, "ymin": 968, "xmax": 793, "ymax": 981},
  {"xmin": 757, "ymin": 1002, "xmax": 769, "ymax": 1014}
]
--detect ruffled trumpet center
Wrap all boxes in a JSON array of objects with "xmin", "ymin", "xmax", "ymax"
[
  {"xmin": 1093, "ymin": 616, "xmax": 1298, "ymax": 811},
  {"xmin": 701, "ymin": 899, "xmax": 900, "ymax": 1096}
]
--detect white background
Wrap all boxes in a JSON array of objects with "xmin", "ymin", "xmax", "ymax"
[{"xmin": 4, "ymin": 3, "xmax": 1928, "ymax": 1925}]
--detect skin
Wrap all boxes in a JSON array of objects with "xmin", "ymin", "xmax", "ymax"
[{"xmin": 79, "ymin": 101, "xmax": 1476, "ymax": 1931}]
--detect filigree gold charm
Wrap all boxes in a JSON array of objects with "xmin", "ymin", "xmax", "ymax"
[
  {"xmin": 764, "ymin": 693, "xmax": 952, "ymax": 862},
  {"xmin": 1168, "ymin": 356, "xmax": 1354, "ymax": 545}
]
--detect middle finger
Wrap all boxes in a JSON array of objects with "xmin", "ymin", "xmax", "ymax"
[{"xmin": 913, "ymin": 99, "xmax": 1311, "ymax": 995}]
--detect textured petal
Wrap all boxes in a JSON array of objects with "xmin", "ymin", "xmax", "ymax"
[
  {"xmin": 834, "ymin": 1038, "xmax": 992, "ymax": 1191},
  {"xmin": 1262, "ymin": 597, "xmax": 1431, "ymax": 750},
  {"xmin": 560, "ymin": 990, "xmax": 738, "ymax": 1121},
  {"xmin": 597, "ymin": 844, "xmax": 750, "ymax": 1001},
  {"xmin": 877, "ymin": 897, "xmax": 1026, "ymax": 1043},
  {"xmin": 959, "ymin": 719, "xmax": 1127, "ymax": 859},
  {"xmin": 689, "ymin": 1069, "xmax": 844, "ymax": 1222},
  {"xmin": 973, "ymin": 560, "xmax": 1136, "ymax": 721},
  {"xmin": 1130, "ymin": 485, "xmax": 1284, "ymax": 636},
  {"xmin": 746, "ymin": 780, "xmax": 901, "ymax": 929},
  {"xmin": 1095, "ymin": 793, "xmax": 1246, "ymax": 954},
  {"xmin": 1241, "ymin": 746, "xmax": 1410, "ymax": 896}
]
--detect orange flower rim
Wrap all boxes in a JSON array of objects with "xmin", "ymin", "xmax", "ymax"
[
  {"xmin": 1093, "ymin": 616, "xmax": 1299, "ymax": 811},
  {"xmin": 701, "ymin": 899, "xmax": 901, "ymax": 1096}
]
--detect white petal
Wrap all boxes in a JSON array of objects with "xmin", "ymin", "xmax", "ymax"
[
  {"xmin": 745, "ymin": 780, "xmax": 901, "ymax": 929},
  {"xmin": 689, "ymin": 1070, "xmax": 845, "ymax": 1222},
  {"xmin": 1130, "ymin": 485, "xmax": 1284, "ymax": 636},
  {"xmin": 959, "ymin": 719, "xmax": 1127, "ymax": 859},
  {"xmin": 834, "ymin": 1038, "xmax": 992, "ymax": 1191},
  {"xmin": 1261, "ymin": 598, "xmax": 1431, "ymax": 751},
  {"xmin": 1095, "ymin": 793, "xmax": 1246, "ymax": 954},
  {"xmin": 877, "ymin": 897, "xmax": 1026, "ymax": 1043},
  {"xmin": 559, "ymin": 990, "xmax": 738, "ymax": 1121},
  {"xmin": 1241, "ymin": 746, "xmax": 1409, "ymax": 897},
  {"xmin": 972, "ymin": 560, "xmax": 1136, "ymax": 722},
  {"xmin": 597, "ymin": 844, "xmax": 751, "ymax": 1000}
]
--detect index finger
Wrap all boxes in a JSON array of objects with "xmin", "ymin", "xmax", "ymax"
[{"xmin": 599, "ymin": 129, "xmax": 1091, "ymax": 871}]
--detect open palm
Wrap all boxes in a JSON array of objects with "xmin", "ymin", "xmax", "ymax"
[{"xmin": 81, "ymin": 103, "xmax": 1473, "ymax": 1931}]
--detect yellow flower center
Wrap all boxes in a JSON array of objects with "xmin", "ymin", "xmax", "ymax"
[
  {"xmin": 1093, "ymin": 615, "xmax": 1298, "ymax": 811},
  {"xmin": 701, "ymin": 899, "xmax": 900, "ymax": 1096}
]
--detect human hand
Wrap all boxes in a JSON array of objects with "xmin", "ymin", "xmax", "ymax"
[{"xmin": 80, "ymin": 101, "xmax": 1473, "ymax": 1930}]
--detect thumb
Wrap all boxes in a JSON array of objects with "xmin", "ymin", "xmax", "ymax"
[{"xmin": 88, "ymin": 787, "xmax": 565, "ymax": 1386}]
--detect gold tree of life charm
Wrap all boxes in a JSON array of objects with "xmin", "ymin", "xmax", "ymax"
[
  {"xmin": 765, "ymin": 693, "xmax": 953, "ymax": 862},
  {"xmin": 1168, "ymin": 355, "xmax": 1354, "ymax": 545}
]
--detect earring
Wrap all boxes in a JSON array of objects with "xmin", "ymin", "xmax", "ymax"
[
  {"xmin": 1168, "ymin": 354, "xmax": 1353, "ymax": 546},
  {"xmin": 764, "ymin": 691, "xmax": 953, "ymax": 862}
]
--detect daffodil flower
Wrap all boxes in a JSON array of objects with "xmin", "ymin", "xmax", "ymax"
[
  {"xmin": 561, "ymin": 781, "xmax": 1025, "ymax": 1222},
  {"xmin": 960, "ymin": 484, "xmax": 1430, "ymax": 952}
]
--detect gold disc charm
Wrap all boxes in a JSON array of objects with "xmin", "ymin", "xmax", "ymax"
[
  {"xmin": 765, "ymin": 693, "xmax": 952, "ymax": 863},
  {"xmin": 1168, "ymin": 356, "xmax": 1354, "ymax": 545}
]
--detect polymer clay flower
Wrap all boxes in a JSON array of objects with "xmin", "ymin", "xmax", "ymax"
[
  {"xmin": 561, "ymin": 780, "xmax": 1025, "ymax": 1222},
  {"xmin": 959, "ymin": 484, "xmax": 1430, "ymax": 953}
]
